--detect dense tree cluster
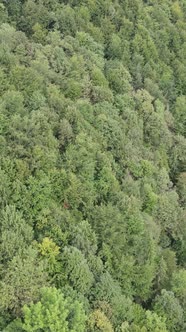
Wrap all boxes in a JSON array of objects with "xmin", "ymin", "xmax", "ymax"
[{"xmin": 0, "ymin": 0, "xmax": 185, "ymax": 331}]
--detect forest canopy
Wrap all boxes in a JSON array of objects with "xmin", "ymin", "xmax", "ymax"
[{"xmin": 0, "ymin": 0, "xmax": 186, "ymax": 331}]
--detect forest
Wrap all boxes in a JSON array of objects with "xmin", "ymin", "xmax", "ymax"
[{"xmin": 0, "ymin": 0, "xmax": 186, "ymax": 331}]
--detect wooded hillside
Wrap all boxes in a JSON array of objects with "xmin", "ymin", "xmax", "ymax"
[{"xmin": 0, "ymin": 1, "xmax": 186, "ymax": 331}]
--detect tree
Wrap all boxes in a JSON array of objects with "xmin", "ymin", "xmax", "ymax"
[
  {"xmin": 38, "ymin": 237, "xmax": 60, "ymax": 274},
  {"xmin": 119, "ymin": 310, "xmax": 168, "ymax": 332},
  {"xmin": 61, "ymin": 246, "xmax": 94, "ymax": 294},
  {"xmin": 173, "ymin": 96, "xmax": 186, "ymax": 137},
  {"xmin": 0, "ymin": 3, "xmax": 8, "ymax": 23},
  {"xmin": 176, "ymin": 172, "xmax": 186, "ymax": 206},
  {"xmin": 6, "ymin": 287, "xmax": 87, "ymax": 332},
  {"xmin": 154, "ymin": 191, "xmax": 183, "ymax": 241},
  {"xmin": 88, "ymin": 309, "xmax": 114, "ymax": 332},
  {"xmin": 0, "ymin": 205, "xmax": 33, "ymax": 263},
  {"xmin": 105, "ymin": 60, "xmax": 132, "ymax": 94},
  {"xmin": 0, "ymin": 247, "xmax": 48, "ymax": 316},
  {"xmin": 154, "ymin": 290, "xmax": 184, "ymax": 332},
  {"xmin": 171, "ymin": 269, "xmax": 186, "ymax": 307},
  {"xmin": 71, "ymin": 220, "xmax": 98, "ymax": 256}
]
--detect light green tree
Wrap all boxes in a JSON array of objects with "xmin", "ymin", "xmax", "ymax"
[{"xmin": 6, "ymin": 287, "xmax": 87, "ymax": 332}]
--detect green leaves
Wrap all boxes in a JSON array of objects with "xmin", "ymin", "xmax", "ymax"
[
  {"xmin": 0, "ymin": 248, "xmax": 48, "ymax": 316},
  {"xmin": 105, "ymin": 60, "xmax": 132, "ymax": 94},
  {"xmin": 173, "ymin": 96, "xmax": 186, "ymax": 137},
  {"xmin": 0, "ymin": 205, "xmax": 33, "ymax": 263},
  {"xmin": 0, "ymin": 0, "xmax": 186, "ymax": 331},
  {"xmin": 154, "ymin": 290, "xmax": 184, "ymax": 332},
  {"xmin": 61, "ymin": 246, "xmax": 94, "ymax": 294},
  {"xmin": 7, "ymin": 287, "xmax": 87, "ymax": 332}
]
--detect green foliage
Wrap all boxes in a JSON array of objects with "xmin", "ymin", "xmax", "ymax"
[
  {"xmin": 6, "ymin": 287, "xmax": 86, "ymax": 332},
  {"xmin": 88, "ymin": 309, "xmax": 114, "ymax": 332},
  {"xmin": 0, "ymin": 205, "xmax": 33, "ymax": 263},
  {"xmin": 22, "ymin": 287, "xmax": 86, "ymax": 332},
  {"xmin": 154, "ymin": 289, "xmax": 184, "ymax": 332},
  {"xmin": 173, "ymin": 96, "xmax": 186, "ymax": 137},
  {"xmin": 105, "ymin": 60, "xmax": 132, "ymax": 94},
  {"xmin": 176, "ymin": 172, "xmax": 186, "ymax": 206},
  {"xmin": 61, "ymin": 246, "xmax": 94, "ymax": 294},
  {"xmin": 171, "ymin": 269, "xmax": 186, "ymax": 307},
  {"xmin": 0, "ymin": 248, "xmax": 48, "ymax": 316},
  {"xmin": 0, "ymin": 0, "xmax": 186, "ymax": 330}
]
